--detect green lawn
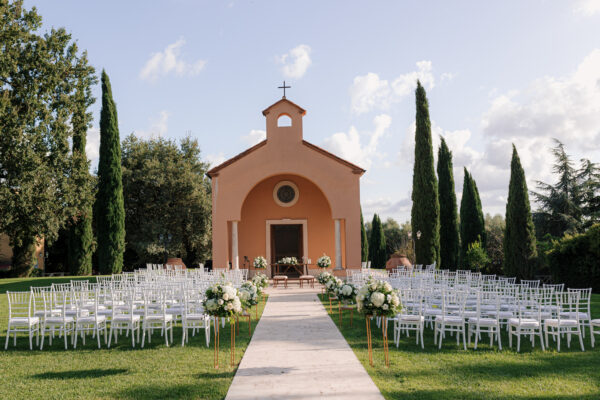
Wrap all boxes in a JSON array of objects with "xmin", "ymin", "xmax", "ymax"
[
  {"xmin": 320, "ymin": 293, "xmax": 600, "ymax": 400},
  {"xmin": 0, "ymin": 276, "xmax": 267, "ymax": 400}
]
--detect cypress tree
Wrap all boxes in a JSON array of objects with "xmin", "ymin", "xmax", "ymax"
[
  {"xmin": 68, "ymin": 65, "xmax": 96, "ymax": 276},
  {"xmin": 437, "ymin": 138, "xmax": 460, "ymax": 270},
  {"xmin": 368, "ymin": 214, "xmax": 387, "ymax": 268},
  {"xmin": 360, "ymin": 208, "xmax": 368, "ymax": 262},
  {"xmin": 411, "ymin": 81, "xmax": 440, "ymax": 266},
  {"xmin": 504, "ymin": 145, "xmax": 537, "ymax": 279},
  {"xmin": 96, "ymin": 71, "xmax": 125, "ymax": 274},
  {"xmin": 460, "ymin": 169, "xmax": 486, "ymax": 265}
]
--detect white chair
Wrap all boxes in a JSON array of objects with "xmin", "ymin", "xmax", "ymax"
[
  {"xmin": 393, "ymin": 289, "xmax": 425, "ymax": 349},
  {"xmin": 467, "ymin": 291, "xmax": 502, "ymax": 350},
  {"xmin": 591, "ymin": 318, "xmax": 600, "ymax": 348},
  {"xmin": 5, "ymin": 291, "xmax": 40, "ymax": 350},
  {"xmin": 40, "ymin": 289, "xmax": 75, "ymax": 350},
  {"xmin": 508, "ymin": 293, "xmax": 545, "ymax": 352},
  {"xmin": 108, "ymin": 290, "xmax": 141, "ymax": 348},
  {"xmin": 544, "ymin": 291, "xmax": 585, "ymax": 352},
  {"xmin": 434, "ymin": 291, "xmax": 467, "ymax": 350},
  {"xmin": 181, "ymin": 289, "xmax": 211, "ymax": 347},
  {"xmin": 563, "ymin": 288, "xmax": 592, "ymax": 338},
  {"xmin": 141, "ymin": 289, "xmax": 174, "ymax": 347},
  {"xmin": 73, "ymin": 290, "xmax": 107, "ymax": 349}
]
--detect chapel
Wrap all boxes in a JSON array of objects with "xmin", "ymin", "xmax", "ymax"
[{"xmin": 207, "ymin": 94, "xmax": 365, "ymax": 277}]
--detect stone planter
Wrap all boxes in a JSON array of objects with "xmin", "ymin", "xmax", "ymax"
[
  {"xmin": 166, "ymin": 257, "xmax": 186, "ymax": 269},
  {"xmin": 385, "ymin": 255, "xmax": 412, "ymax": 273}
]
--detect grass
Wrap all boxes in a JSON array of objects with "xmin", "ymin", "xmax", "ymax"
[
  {"xmin": 0, "ymin": 276, "xmax": 267, "ymax": 400},
  {"xmin": 319, "ymin": 292, "xmax": 600, "ymax": 400}
]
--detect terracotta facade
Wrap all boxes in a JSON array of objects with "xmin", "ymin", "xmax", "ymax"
[{"xmin": 207, "ymin": 98, "xmax": 365, "ymax": 276}]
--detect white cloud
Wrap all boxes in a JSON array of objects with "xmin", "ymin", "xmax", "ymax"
[
  {"xmin": 574, "ymin": 0, "xmax": 600, "ymax": 16},
  {"xmin": 277, "ymin": 44, "xmax": 312, "ymax": 79},
  {"xmin": 85, "ymin": 126, "xmax": 100, "ymax": 168},
  {"xmin": 206, "ymin": 153, "xmax": 227, "ymax": 167},
  {"xmin": 362, "ymin": 197, "xmax": 411, "ymax": 222},
  {"xmin": 322, "ymin": 114, "xmax": 392, "ymax": 170},
  {"xmin": 241, "ymin": 129, "xmax": 266, "ymax": 146},
  {"xmin": 140, "ymin": 38, "xmax": 206, "ymax": 82},
  {"xmin": 349, "ymin": 73, "xmax": 391, "ymax": 115},
  {"xmin": 133, "ymin": 110, "xmax": 170, "ymax": 139},
  {"xmin": 350, "ymin": 61, "xmax": 435, "ymax": 114},
  {"xmin": 441, "ymin": 72, "xmax": 455, "ymax": 82}
]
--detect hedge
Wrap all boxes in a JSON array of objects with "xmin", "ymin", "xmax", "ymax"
[{"xmin": 547, "ymin": 224, "xmax": 600, "ymax": 291}]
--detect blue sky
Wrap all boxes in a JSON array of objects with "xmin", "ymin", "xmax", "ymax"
[{"xmin": 28, "ymin": 0, "xmax": 600, "ymax": 222}]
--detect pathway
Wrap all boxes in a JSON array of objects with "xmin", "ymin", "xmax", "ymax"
[{"xmin": 225, "ymin": 285, "xmax": 384, "ymax": 400}]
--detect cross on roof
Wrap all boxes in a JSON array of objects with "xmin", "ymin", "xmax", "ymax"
[{"xmin": 278, "ymin": 81, "xmax": 291, "ymax": 98}]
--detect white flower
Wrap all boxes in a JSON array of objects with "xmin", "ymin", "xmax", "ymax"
[
  {"xmin": 223, "ymin": 293, "xmax": 230, "ymax": 301},
  {"xmin": 383, "ymin": 282, "xmax": 392, "ymax": 292},
  {"xmin": 382, "ymin": 304, "xmax": 389, "ymax": 310},
  {"xmin": 218, "ymin": 299, "xmax": 224, "ymax": 306},
  {"xmin": 342, "ymin": 285, "xmax": 353, "ymax": 296},
  {"xmin": 371, "ymin": 292, "xmax": 385, "ymax": 307},
  {"xmin": 392, "ymin": 295, "xmax": 400, "ymax": 306},
  {"xmin": 369, "ymin": 283, "xmax": 377, "ymax": 291},
  {"xmin": 206, "ymin": 299, "xmax": 217, "ymax": 311},
  {"xmin": 386, "ymin": 294, "xmax": 391, "ymax": 302}
]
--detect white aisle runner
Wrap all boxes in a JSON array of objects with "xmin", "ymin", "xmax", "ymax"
[{"xmin": 225, "ymin": 286, "xmax": 384, "ymax": 400}]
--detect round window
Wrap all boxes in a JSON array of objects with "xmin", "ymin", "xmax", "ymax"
[{"xmin": 273, "ymin": 181, "xmax": 299, "ymax": 207}]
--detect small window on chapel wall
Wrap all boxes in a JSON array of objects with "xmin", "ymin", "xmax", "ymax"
[
  {"xmin": 277, "ymin": 114, "xmax": 292, "ymax": 127},
  {"xmin": 273, "ymin": 181, "xmax": 299, "ymax": 207}
]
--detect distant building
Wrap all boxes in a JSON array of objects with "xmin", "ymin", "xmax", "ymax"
[
  {"xmin": 207, "ymin": 97, "xmax": 365, "ymax": 277},
  {"xmin": 0, "ymin": 234, "xmax": 45, "ymax": 272}
]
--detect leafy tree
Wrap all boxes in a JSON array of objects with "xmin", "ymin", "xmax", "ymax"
[
  {"xmin": 67, "ymin": 57, "xmax": 97, "ymax": 275},
  {"xmin": 504, "ymin": 145, "xmax": 537, "ymax": 279},
  {"xmin": 576, "ymin": 159, "xmax": 600, "ymax": 229},
  {"xmin": 360, "ymin": 208, "xmax": 368, "ymax": 262},
  {"xmin": 95, "ymin": 71, "xmax": 125, "ymax": 274},
  {"xmin": 463, "ymin": 239, "xmax": 489, "ymax": 272},
  {"xmin": 121, "ymin": 135, "xmax": 212, "ymax": 269},
  {"xmin": 484, "ymin": 214, "xmax": 505, "ymax": 274},
  {"xmin": 437, "ymin": 137, "xmax": 460, "ymax": 269},
  {"xmin": 411, "ymin": 81, "xmax": 440, "ymax": 266},
  {"xmin": 460, "ymin": 169, "xmax": 485, "ymax": 264},
  {"xmin": 0, "ymin": 1, "xmax": 96, "ymax": 276},
  {"xmin": 368, "ymin": 214, "xmax": 387, "ymax": 268},
  {"xmin": 532, "ymin": 139, "xmax": 582, "ymax": 238},
  {"xmin": 382, "ymin": 218, "xmax": 413, "ymax": 261}
]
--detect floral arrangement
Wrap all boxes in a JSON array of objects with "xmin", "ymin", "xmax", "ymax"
[
  {"xmin": 356, "ymin": 278, "xmax": 401, "ymax": 317},
  {"xmin": 203, "ymin": 282, "xmax": 242, "ymax": 319},
  {"xmin": 238, "ymin": 281, "xmax": 259, "ymax": 308},
  {"xmin": 317, "ymin": 271, "xmax": 333, "ymax": 285},
  {"xmin": 252, "ymin": 272, "xmax": 269, "ymax": 294},
  {"xmin": 278, "ymin": 256, "xmax": 298, "ymax": 265},
  {"xmin": 253, "ymin": 256, "xmax": 267, "ymax": 269},
  {"xmin": 317, "ymin": 254, "xmax": 331, "ymax": 269},
  {"xmin": 336, "ymin": 281, "xmax": 359, "ymax": 304},
  {"xmin": 325, "ymin": 276, "xmax": 342, "ymax": 295}
]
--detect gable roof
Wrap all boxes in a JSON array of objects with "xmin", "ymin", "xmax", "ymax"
[
  {"xmin": 206, "ymin": 139, "xmax": 365, "ymax": 178},
  {"xmin": 262, "ymin": 98, "xmax": 306, "ymax": 116}
]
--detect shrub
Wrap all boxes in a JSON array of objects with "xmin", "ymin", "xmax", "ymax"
[
  {"xmin": 464, "ymin": 239, "xmax": 490, "ymax": 273},
  {"xmin": 547, "ymin": 224, "xmax": 600, "ymax": 291}
]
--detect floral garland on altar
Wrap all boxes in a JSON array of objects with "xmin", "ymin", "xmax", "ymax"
[
  {"xmin": 238, "ymin": 281, "xmax": 259, "ymax": 308},
  {"xmin": 316, "ymin": 254, "xmax": 331, "ymax": 269},
  {"xmin": 253, "ymin": 256, "xmax": 267, "ymax": 269},
  {"xmin": 252, "ymin": 272, "xmax": 269, "ymax": 295},
  {"xmin": 278, "ymin": 256, "xmax": 298, "ymax": 265},
  {"xmin": 336, "ymin": 282, "xmax": 359, "ymax": 304},
  {"xmin": 203, "ymin": 282, "xmax": 242, "ymax": 319},
  {"xmin": 356, "ymin": 278, "xmax": 401, "ymax": 318}
]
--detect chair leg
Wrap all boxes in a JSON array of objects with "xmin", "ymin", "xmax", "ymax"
[
  {"xmin": 108, "ymin": 326, "xmax": 113, "ymax": 348},
  {"xmin": 578, "ymin": 329, "xmax": 585, "ymax": 351},
  {"xmin": 462, "ymin": 325, "xmax": 467, "ymax": 351},
  {"xmin": 4, "ymin": 325, "xmax": 10, "ymax": 350}
]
